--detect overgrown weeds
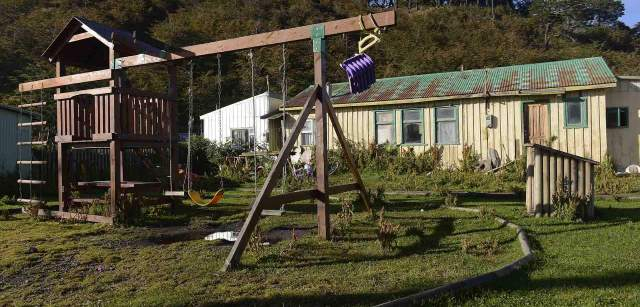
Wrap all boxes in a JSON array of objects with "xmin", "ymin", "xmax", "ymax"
[
  {"xmin": 552, "ymin": 179, "xmax": 591, "ymax": 221},
  {"xmin": 376, "ymin": 207, "xmax": 400, "ymax": 252},
  {"xmin": 460, "ymin": 237, "xmax": 500, "ymax": 256}
]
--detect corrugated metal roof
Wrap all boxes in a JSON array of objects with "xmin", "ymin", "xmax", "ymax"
[{"xmin": 287, "ymin": 57, "xmax": 617, "ymax": 107}]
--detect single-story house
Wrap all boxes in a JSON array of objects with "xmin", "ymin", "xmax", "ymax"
[
  {"xmin": 200, "ymin": 91, "xmax": 285, "ymax": 150},
  {"xmin": 0, "ymin": 104, "xmax": 32, "ymax": 175},
  {"xmin": 283, "ymin": 57, "xmax": 640, "ymax": 171}
]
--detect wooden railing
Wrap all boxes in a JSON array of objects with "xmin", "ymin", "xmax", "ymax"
[
  {"xmin": 56, "ymin": 89, "xmax": 172, "ymax": 142},
  {"xmin": 525, "ymin": 144, "xmax": 598, "ymax": 218}
]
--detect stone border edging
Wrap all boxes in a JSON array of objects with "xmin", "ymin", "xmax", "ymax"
[{"xmin": 375, "ymin": 206, "xmax": 534, "ymax": 307}]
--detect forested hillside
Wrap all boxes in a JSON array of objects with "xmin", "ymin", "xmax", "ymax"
[{"xmin": 1, "ymin": 0, "xmax": 639, "ymax": 130}]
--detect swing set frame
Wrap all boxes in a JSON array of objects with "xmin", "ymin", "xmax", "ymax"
[{"xmin": 18, "ymin": 10, "xmax": 396, "ymax": 271}]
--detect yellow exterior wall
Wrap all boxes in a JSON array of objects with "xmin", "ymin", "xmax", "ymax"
[
  {"xmin": 286, "ymin": 89, "xmax": 608, "ymax": 166},
  {"xmin": 606, "ymin": 79, "xmax": 640, "ymax": 170}
]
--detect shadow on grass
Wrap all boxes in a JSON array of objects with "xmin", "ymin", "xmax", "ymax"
[{"xmin": 251, "ymin": 216, "xmax": 457, "ymax": 270}]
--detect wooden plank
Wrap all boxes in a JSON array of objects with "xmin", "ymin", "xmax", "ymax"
[
  {"xmin": 533, "ymin": 149, "xmax": 542, "ymax": 217},
  {"xmin": 19, "ymin": 69, "xmax": 112, "ymax": 92},
  {"xmin": 17, "ymin": 141, "xmax": 47, "ymax": 146},
  {"xmin": 18, "ymin": 121, "xmax": 46, "ymax": 127},
  {"xmin": 549, "ymin": 154, "xmax": 556, "ymax": 215},
  {"xmin": 263, "ymin": 189, "xmax": 318, "ymax": 209},
  {"xmin": 17, "ymin": 161, "xmax": 47, "ymax": 165},
  {"xmin": 222, "ymin": 86, "xmax": 320, "ymax": 272},
  {"xmin": 327, "ymin": 183, "xmax": 360, "ymax": 195},
  {"xmin": 37, "ymin": 209, "xmax": 114, "ymax": 224},
  {"xmin": 115, "ymin": 11, "xmax": 396, "ymax": 68},
  {"xmin": 54, "ymin": 87, "xmax": 113, "ymax": 100},
  {"xmin": 17, "ymin": 179, "xmax": 47, "ymax": 184},
  {"xmin": 68, "ymin": 31, "xmax": 94, "ymax": 43},
  {"xmin": 18, "ymin": 102, "xmax": 46, "ymax": 108},
  {"xmin": 542, "ymin": 152, "xmax": 549, "ymax": 216},
  {"xmin": 17, "ymin": 198, "xmax": 45, "ymax": 204},
  {"xmin": 578, "ymin": 160, "xmax": 585, "ymax": 197},
  {"xmin": 525, "ymin": 147, "xmax": 533, "ymax": 214}
]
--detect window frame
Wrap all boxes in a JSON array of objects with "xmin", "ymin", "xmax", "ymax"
[
  {"xmin": 563, "ymin": 95, "xmax": 588, "ymax": 128},
  {"xmin": 606, "ymin": 107, "xmax": 629, "ymax": 129},
  {"xmin": 401, "ymin": 108, "xmax": 424, "ymax": 144},
  {"xmin": 300, "ymin": 119, "xmax": 314, "ymax": 146},
  {"xmin": 230, "ymin": 128, "xmax": 254, "ymax": 145},
  {"xmin": 433, "ymin": 106, "xmax": 460, "ymax": 145},
  {"xmin": 374, "ymin": 110, "xmax": 396, "ymax": 145}
]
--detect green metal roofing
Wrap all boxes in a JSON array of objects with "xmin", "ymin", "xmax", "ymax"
[{"xmin": 288, "ymin": 57, "xmax": 616, "ymax": 106}]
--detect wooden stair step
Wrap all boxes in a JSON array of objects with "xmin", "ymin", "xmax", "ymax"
[
  {"xmin": 17, "ymin": 198, "xmax": 45, "ymax": 204},
  {"xmin": 18, "ymin": 121, "xmax": 47, "ymax": 127},
  {"xmin": 17, "ymin": 179, "xmax": 47, "ymax": 185},
  {"xmin": 18, "ymin": 102, "xmax": 47, "ymax": 108},
  {"xmin": 17, "ymin": 160, "xmax": 47, "ymax": 165},
  {"xmin": 17, "ymin": 141, "xmax": 48, "ymax": 146}
]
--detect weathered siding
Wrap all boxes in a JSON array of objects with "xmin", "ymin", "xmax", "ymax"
[
  {"xmin": 287, "ymin": 89, "xmax": 608, "ymax": 166},
  {"xmin": 0, "ymin": 107, "xmax": 31, "ymax": 175},
  {"xmin": 606, "ymin": 78, "xmax": 640, "ymax": 170},
  {"xmin": 200, "ymin": 92, "xmax": 282, "ymax": 146}
]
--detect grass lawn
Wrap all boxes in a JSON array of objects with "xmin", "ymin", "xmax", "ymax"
[{"xmin": 0, "ymin": 185, "xmax": 638, "ymax": 306}]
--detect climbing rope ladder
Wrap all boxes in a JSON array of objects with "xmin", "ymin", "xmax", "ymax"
[{"xmin": 16, "ymin": 85, "xmax": 50, "ymax": 210}]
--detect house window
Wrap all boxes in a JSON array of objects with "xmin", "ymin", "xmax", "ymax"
[
  {"xmin": 434, "ymin": 106, "xmax": 459, "ymax": 145},
  {"xmin": 375, "ymin": 111, "xmax": 395, "ymax": 144},
  {"xmin": 301, "ymin": 120, "xmax": 314, "ymax": 145},
  {"xmin": 402, "ymin": 109, "xmax": 423, "ymax": 144},
  {"xmin": 231, "ymin": 128, "xmax": 254, "ymax": 145},
  {"xmin": 564, "ymin": 94, "xmax": 588, "ymax": 128},
  {"xmin": 606, "ymin": 107, "xmax": 629, "ymax": 128}
]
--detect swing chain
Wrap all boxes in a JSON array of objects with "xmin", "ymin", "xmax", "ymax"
[
  {"xmin": 186, "ymin": 61, "xmax": 194, "ymax": 191},
  {"xmin": 216, "ymin": 53, "xmax": 224, "ymax": 189}
]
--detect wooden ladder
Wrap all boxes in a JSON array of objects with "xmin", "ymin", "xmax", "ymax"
[{"xmin": 16, "ymin": 100, "xmax": 49, "ymax": 206}]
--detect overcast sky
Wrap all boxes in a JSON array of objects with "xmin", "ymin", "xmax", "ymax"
[{"xmin": 621, "ymin": 0, "xmax": 640, "ymax": 27}]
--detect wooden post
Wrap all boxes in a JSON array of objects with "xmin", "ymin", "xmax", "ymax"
[
  {"xmin": 586, "ymin": 162, "xmax": 594, "ymax": 218},
  {"xmin": 556, "ymin": 154, "xmax": 563, "ymax": 195},
  {"xmin": 55, "ymin": 60, "xmax": 68, "ymax": 211},
  {"xmin": 313, "ymin": 25, "xmax": 330, "ymax": 240},
  {"xmin": 525, "ymin": 147, "xmax": 533, "ymax": 214},
  {"xmin": 57, "ymin": 143, "xmax": 70, "ymax": 211},
  {"xmin": 570, "ymin": 159, "xmax": 577, "ymax": 195},
  {"xmin": 533, "ymin": 149, "xmax": 542, "ymax": 217},
  {"xmin": 563, "ymin": 157, "xmax": 570, "ymax": 192},
  {"xmin": 109, "ymin": 140, "xmax": 121, "ymax": 218},
  {"xmin": 542, "ymin": 152, "xmax": 550, "ymax": 216},
  {"xmin": 578, "ymin": 160, "xmax": 585, "ymax": 197},
  {"xmin": 549, "ymin": 154, "xmax": 556, "ymax": 216}
]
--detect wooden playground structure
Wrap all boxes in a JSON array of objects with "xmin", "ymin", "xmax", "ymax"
[{"xmin": 18, "ymin": 11, "xmax": 396, "ymax": 271}]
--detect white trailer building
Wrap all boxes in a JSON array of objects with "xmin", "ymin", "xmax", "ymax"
[{"xmin": 200, "ymin": 92, "xmax": 285, "ymax": 150}]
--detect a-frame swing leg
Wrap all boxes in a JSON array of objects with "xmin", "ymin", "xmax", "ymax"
[{"xmin": 221, "ymin": 86, "xmax": 321, "ymax": 272}]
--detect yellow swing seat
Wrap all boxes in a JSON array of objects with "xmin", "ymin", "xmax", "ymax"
[{"xmin": 188, "ymin": 189, "xmax": 224, "ymax": 207}]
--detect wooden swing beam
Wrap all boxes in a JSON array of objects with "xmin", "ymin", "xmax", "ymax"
[{"xmin": 18, "ymin": 10, "xmax": 396, "ymax": 272}]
